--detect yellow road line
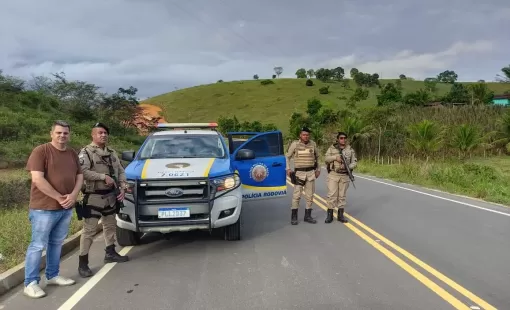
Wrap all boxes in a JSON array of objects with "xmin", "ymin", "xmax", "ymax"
[
  {"xmin": 286, "ymin": 180, "xmax": 494, "ymax": 310},
  {"xmin": 311, "ymin": 192, "xmax": 496, "ymax": 310}
]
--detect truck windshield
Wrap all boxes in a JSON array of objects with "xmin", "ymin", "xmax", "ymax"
[{"xmin": 138, "ymin": 134, "xmax": 226, "ymax": 159}]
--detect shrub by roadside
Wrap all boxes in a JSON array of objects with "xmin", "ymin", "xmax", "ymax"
[{"xmin": 356, "ymin": 156, "xmax": 510, "ymax": 206}]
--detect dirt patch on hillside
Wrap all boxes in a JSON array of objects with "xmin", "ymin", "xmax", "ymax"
[
  {"xmin": 139, "ymin": 103, "xmax": 167, "ymax": 123},
  {"xmin": 128, "ymin": 103, "xmax": 167, "ymax": 135}
]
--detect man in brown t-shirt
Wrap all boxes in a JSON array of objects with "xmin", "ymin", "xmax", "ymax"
[{"xmin": 23, "ymin": 120, "xmax": 84, "ymax": 299}]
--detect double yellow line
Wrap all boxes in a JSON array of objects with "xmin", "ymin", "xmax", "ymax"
[{"xmin": 286, "ymin": 179, "xmax": 497, "ymax": 310}]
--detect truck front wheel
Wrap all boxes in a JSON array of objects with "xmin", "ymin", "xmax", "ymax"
[
  {"xmin": 223, "ymin": 216, "xmax": 241, "ymax": 241},
  {"xmin": 116, "ymin": 226, "xmax": 142, "ymax": 246}
]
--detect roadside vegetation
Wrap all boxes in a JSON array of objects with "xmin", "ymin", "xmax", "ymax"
[
  {"xmin": 0, "ymin": 70, "xmax": 148, "ymax": 273},
  {"xmin": 213, "ymin": 65, "xmax": 510, "ymax": 206},
  {"xmin": 1, "ymin": 64, "xmax": 510, "ymax": 273}
]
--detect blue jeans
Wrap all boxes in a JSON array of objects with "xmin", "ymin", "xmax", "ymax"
[{"xmin": 24, "ymin": 209, "xmax": 73, "ymax": 286}]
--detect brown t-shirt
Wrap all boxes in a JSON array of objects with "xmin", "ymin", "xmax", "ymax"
[{"xmin": 25, "ymin": 142, "xmax": 82, "ymax": 210}]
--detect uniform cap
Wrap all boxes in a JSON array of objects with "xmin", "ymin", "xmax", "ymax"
[{"xmin": 93, "ymin": 122, "xmax": 109, "ymax": 134}]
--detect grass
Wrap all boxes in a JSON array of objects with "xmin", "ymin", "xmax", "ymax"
[
  {"xmin": 0, "ymin": 204, "xmax": 83, "ymax": 273},
  {"xmin": 142, "ymin": 78, "xmax": 509, "ymax": 134},
  {"xmin": 356, "ymin": 155, "xmax": 510, "ymax": 207}
]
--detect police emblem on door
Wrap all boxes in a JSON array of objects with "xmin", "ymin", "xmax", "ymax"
[{"xmin": 249, "ymin": 163, "xmax": 268, "ymax": 182}]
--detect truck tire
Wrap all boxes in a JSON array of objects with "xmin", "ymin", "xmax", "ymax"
[
  {"xmin": 116, "ymin": 226, "xmax": 142, "ymax": 246},
  {"xmin": 224, "ymin": 216, "xmax": 241, "ymax": 241}
]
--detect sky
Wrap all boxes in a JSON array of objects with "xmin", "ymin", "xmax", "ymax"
[{"xmin": 1, "ymin": 0, "xmax": 509, "ymax": 99}]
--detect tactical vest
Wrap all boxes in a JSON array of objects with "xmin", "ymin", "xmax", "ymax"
[
  {"xmin": 328, "ymin": 144, "xmax": 354, "ymax": 173},
  {"xmin": 293, "ymin": 140, "xmax": 316, "ymax": 169},
  {"xmin": 82, "ymin": 145, "xmax": 119, "ymax": 193}
]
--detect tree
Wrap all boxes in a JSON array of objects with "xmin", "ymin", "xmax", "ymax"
[
  {"xmin": 399, "ymin": 74, "xmax": 407, "ymax": 80},
  {"xmin": 424, "ymin": 78, "xmax": 438, "ymax": 93},
  {"xmin": 353, "ymin": 71, "xmax": 379, "ymax": 87},
  {"xmin": 437, "ymin": 70, "xmax": 458, "ymax": 84},
  {"xmin": 295, "ymin": 68, "xmax": 307, "ymax": 78},
  {"xmin": 450, "ymin": 124, "xmax": 484, "ymax": 159},
  {"xmin": 405, "ymin": 120, "xmax": 444, "ymax": 157},
  {"xmin": 350, "ymin": 68, "xmax": 359, "ymax": 78},
  {"xmin": 274, "ymin": 67, "xmax": 283, "ymax": 78},
  {"xmin": 347, "ymin": 87, "xmax": 369, "ymax": 109},
  {"xmin": 332, "ymin": 67, "xmax": 345, "ymax": 81},
  {"xmin": 306, "ymin": 97, "xmax": 322, "ymax": 119},
  {"xmin": 253, "ymin": 74, "xmax": 259, "ymax": 80},
  {"xmin": 376, "ymin": 82, "xmax": 402, "ymax": 106},
  {"xmin": 402, "ymin": 89, "xmax": 430, "ymax": 106},
  {"xmin": 315, "ymin": 68, "xmax": 332, "ymax": 82},
  {"xmin": 496, "ymin": 64, "xmax": 510, "ymax": 83},
  {"xmin": 467, "ymin": 82, "xmax": 494, "ymax": 105},
  {"xmin": 306, "ymin": 69, "xmax": 315, "ymax": 79},
  {"xmin": 443, "ymin": 83, "xmax": 469, "ymax": 103}
]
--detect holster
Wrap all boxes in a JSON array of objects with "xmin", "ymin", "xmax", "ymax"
[
  {"xmin": 75, "ymin": 193, "xmax": 91, "ymax": 220},
  {"xmin": 289, "ymin": 171, "xmax": 297, "ymax": 185},
  {"xmin": 74, "ymin": 201, "xmax": 83, "ymax": 221}
]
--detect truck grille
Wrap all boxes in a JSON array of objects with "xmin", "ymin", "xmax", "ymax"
[{"xmin": 137, "ymin": 179, "xmax": 212, "ymax": 204}]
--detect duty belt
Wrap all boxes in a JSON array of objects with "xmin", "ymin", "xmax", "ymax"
[
  {"xmin": 84, "ymin": 189, "xmax": 115, "ymax": 195},
  {"xmin": 294, "ymin": 166, "xmax": 315, "ymax": 172}
]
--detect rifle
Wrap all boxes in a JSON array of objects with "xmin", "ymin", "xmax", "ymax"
[
  {"xmin": 105, "ymin": 155, "xmax": 125, "ymax": 213},
  {"xmin": 340, "ymin": 151, "xmax": 356, "ymax": 189}
]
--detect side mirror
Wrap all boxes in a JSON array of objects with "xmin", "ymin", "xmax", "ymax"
[
  {"xmin": 121, "ymin": 151, "xmax": 135, "ymax": 162},
  {"xmin": 236, "ymin": 148, "xmax": 255, "ymax": 160}
]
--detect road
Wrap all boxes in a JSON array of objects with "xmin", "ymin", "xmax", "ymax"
[{"xmin": 1, "ymin": 167, "xmax": 509, "ymax": 310}]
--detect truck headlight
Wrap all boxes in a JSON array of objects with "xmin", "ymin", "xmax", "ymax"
[
  {"xmin": 125, "ymin": 180, "xmax": 135, "ymax": 195},
  {"xmin": 211, "ymin": 174, "xmax": 240, "ymax": 192}
]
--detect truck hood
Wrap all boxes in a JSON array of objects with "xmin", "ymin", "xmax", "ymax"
[{"xmin": 130, "ymin": 157, "xmax": 231, "ymax": 180}]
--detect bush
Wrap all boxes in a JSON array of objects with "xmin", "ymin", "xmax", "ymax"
[
  {"xmin": 260, "ymin": 79, "xmax": 275, "ymax": 85},
  {"xmin": 319, "ymin": 86, "xmax": 329, "ymax": 94},
  {"xmin": 306, "ymin": 79, "xmax": 314, "ymax": 86}
]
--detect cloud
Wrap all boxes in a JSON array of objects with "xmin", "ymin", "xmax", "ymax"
[
  {"xmin": 0, "ymin": 0, "xmax": 508, "ymax": 98},
  {"xmin": 348, "ymin": 40, "xmax": 495, "ymax": 79}
]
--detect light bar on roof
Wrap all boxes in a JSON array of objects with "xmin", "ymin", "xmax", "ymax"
[{"xmin": 156, "ymin": 122, "xmax": 218, "ymax": 129}]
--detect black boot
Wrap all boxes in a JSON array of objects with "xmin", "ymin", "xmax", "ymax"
[
  {"xmin": 304, "ymin": 208, "xmax": 317, "ymax": 224},
  {"xmin": 337, "ymin": 208, "xmax": 348, "ymax": 223},
  {"xmin": 325, "ymin": 209, "xmax": 334, "ymax": 223},
  {"xmin": 104, "ymin": 244, "xmax": 129, "ymax": 263},
  {"xmin": 78, "ymin": 254, "xmax": 93, "ymax": 278},
  {"xmin": 291, "ymin": 209, "xmax": 298, "ymax": 225}
]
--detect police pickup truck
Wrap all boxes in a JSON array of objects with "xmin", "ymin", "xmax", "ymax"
[{"xmin": 115, "ymin": 122, "xmax": 287, "ymax": 245}]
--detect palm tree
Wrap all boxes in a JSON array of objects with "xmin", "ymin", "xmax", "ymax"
[
  {"xmin": 339, "ymin": 116, "xmax": 376, "ymax": 155},
  {"xmin": 467, "ymin": 83, "xmax": 494, "ymax": 105},
  {"xmin": 449, "ymin": 124, "xmax": 485, "ymax": 159},
  {"xmin": 405, "ymin": 119, "xmax": 444, "ymax": 158},
  {"xmin": 490, "ymin": 110, "xmax": 510, "ymax": 153}
]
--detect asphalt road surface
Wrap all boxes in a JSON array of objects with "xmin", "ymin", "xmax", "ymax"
[{"xmin": 1, "ymin": 167, "xmax": 509, "ymax": 310}]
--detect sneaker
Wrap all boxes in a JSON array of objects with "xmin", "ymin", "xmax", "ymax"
[
  {"xmin": 24, "ymin": 281, "xmax": 46, "ymax": 298},
  {"xmin": 46, "ymin": 275, "xmax": 76, "ymax": 286}
]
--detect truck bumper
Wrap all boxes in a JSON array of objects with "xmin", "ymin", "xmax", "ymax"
[{"xmin": 116, "ymin": 187, "xmax": 242, "ymax": 234}]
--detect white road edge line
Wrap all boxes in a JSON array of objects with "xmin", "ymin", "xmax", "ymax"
[
  {"xmin": 57, "ymin": 246, "xmax": 134, "ymax": 310},
  {"xmin": 352, "ymin": 173, "xmax": 510, "ymax": 217}
]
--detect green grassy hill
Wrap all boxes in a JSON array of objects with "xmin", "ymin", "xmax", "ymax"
[{"xmin": 142, "ymin": 78, "xmax": 509, "ymax": 133}]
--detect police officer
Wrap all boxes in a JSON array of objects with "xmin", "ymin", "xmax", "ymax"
[
  {"xmin": 324, "ymin": 132, "xmax": 357, "ymax": 223},
  {"xmin": 285, "ymin": 127, "xmax": 320, "ymax": 225},
  {"xmin": 77, "ymin": 123, "xmax": 129, "ymax": 278}
]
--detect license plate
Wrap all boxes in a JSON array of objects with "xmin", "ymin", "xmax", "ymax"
[{"xmin": 158, "ymin": 207, "xmax": 190, "ymax": 218}]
